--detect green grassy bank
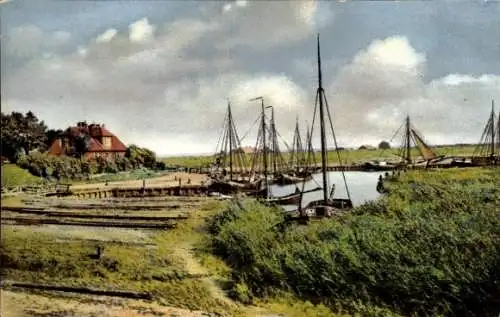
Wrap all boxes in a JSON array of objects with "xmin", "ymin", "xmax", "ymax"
[{"xmin": 207, "ymin": 168, "xmax": 500, "ymax": 316}]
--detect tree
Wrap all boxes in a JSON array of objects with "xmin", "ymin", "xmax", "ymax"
[
  {"xmin": 126, "ymin": 144, "xmax": 157, "ymax": 168},
  {"xmin": 72, "ymin": 132, "xmax": 91, "ymax": 159},
  {"xmin": 1, "ymin": 111, "xmax": 48, "ymax": 162},
  {"xmin": 378, "ymin": 141, "xmax": 391, "ymax": 150},
  {"xmin": 45, "ymin": 129, "xmax": 64, "ymax": 148}
]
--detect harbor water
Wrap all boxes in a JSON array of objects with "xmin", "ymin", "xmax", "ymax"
[{"xmin": 269, "ymin": 171, "xmax": 383, "ymax": 210}]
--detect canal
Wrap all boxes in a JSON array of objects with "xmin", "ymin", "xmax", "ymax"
[{"xmin": 269, "ymin": 171, "xmax": 383, "ymax": 209}]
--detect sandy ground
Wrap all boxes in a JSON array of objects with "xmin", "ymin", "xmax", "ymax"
[
  {"xmin": 0, "ymin": 290, "xmax": 218, "ymax": 317},
  {"xmin": 3, "ymin": 225, "xmax": 154, "ymax": 243},
  {"xmin": 71, "ymin": 172, "xmax": 209, "ymax": 191}
]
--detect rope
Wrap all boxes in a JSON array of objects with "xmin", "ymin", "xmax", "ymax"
[{"xmin": 323, "ymin": 89, "xmax": 351, "ymax": 202}]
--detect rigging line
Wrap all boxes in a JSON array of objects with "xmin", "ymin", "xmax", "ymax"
[
  {"xmin": 249, "ymin": 126, "xmax": 262, "ymax": 179},
  {"xmin": 213, "ymin": 110, "xmax": 229, "ymax": 158},
  {"xmin": 378, "ymin": 121, "xmax": 405, "ymax": 159},
  {"xmin": 239, "ymin": 115, "xmax": 262, "ymax": 143},
  {"xmin": 300, "ymin": 89, "xmax": 321, "ymax": 198},
  {"xmin": 323, "ymin": 91, "xmax": 351, "ymax": 202}
]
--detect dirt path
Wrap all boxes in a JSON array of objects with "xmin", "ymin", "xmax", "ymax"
[{"xmin": 171, "ymin": 242, "xmax": 237, "ymax": 310}]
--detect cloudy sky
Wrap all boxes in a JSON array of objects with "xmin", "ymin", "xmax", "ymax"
[{"xmin": 2, "ymin": 0, "xmax": 500, "ymax": 156}]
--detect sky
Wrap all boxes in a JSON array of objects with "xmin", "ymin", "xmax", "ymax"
[{"xmin": 1, "ymin": 0, "xmax": 500, "ymax": 156}]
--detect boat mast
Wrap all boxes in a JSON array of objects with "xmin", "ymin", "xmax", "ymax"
[
  {"xmin": 227, "ymin": 101, "xmax": 233, "ymax": 180},
  {"xmin": 490, "ymin": 99, "xmax": 495, "ymax": 157},
  {"xmin": 316, "ymin": 34, "xmax": 329, "ymax": 205},
  {"xmin": 405, "ymin": 115, "xmax": 411, "ymax": 165},
  {"xmin": 270, "ymin": 107, "xmax": 277, "ymax": 175},
  {"xmin": 250, "ymin": 96, "xmax": 268, "ymax": 194},
  {"xmin": 261, "ymin": 98, "xmax": 268, "ymax": 195}
]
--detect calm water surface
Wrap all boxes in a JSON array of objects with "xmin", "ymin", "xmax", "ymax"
[{"xmin": 269, "ymin": 171, "xmax": 382, "ymax": 209}]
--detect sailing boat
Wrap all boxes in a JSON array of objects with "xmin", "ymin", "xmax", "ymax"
[
  {"xmin": 208, "ymin": 101, "xmax": 264, "ymax": 195},
  {"xmin": 299, "ymin": 34, "xmax": 353, "ymax": 217},
  {"xmin": 471, "ymin": 99, "xmax": 499, "ymax": 166},
  {"xmin": 246, "ymin": 97, "xmax": 320, "ymax": 205},
  {"xmin": 364, "ymin": 115, "xmax": 442, "ymax": 170},
  {"xmin": 274, "ymin": 118, "xmax": 314, "ymax": 186}
]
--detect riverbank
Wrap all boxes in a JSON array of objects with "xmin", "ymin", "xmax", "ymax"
[{"xmin": 207, "ymin": 167, "xmax": 500, "ymax": 316}]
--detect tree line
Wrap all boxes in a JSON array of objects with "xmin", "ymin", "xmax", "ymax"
[{"xmin": 1, "ymin": 111, "xmax": 164, "ymax": 180}]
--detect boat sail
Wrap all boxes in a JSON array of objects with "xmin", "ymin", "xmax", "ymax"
[
  {"xmin": 245, "ymin": 97, "xmax": 320, "ymax": 205},
  {"xmin": 364, "ymin": 115, "xmax": 442, "ymax": 170},
  {"xmin": 472, "ymin": 99, "xmax": 499, "ymax": 166},
  {"xmin": 298, "ymin": 34, "xmax": 353, "ymax": 217},
  {"xmin": 208, "ymin": 101, "xmax": 263, "ymax": 195},
  {"xmin": 273, "ymin": 117, "xmax": 314, "ymax": 186}
]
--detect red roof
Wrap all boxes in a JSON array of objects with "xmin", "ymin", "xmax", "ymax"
[
  {"xmin": 48, "ymin": 139, "xmax": 64, "ymax": 156},
  {"xmin": 48, "ymin": 122, "xmax": 127, "ymax": 156},
  {"xmin": 88, "ymin": 138, "xmax": 105, "ymax": 152}
]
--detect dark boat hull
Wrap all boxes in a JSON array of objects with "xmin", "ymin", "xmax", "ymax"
[
  {"xmin": 266, "ymin": 193, "xmax": 301, "ymax": 205},
  {"xmin": 274, "ymin": 173, "xmax": 313, "ymax": 186},
  {"xmin": 208, "ymin": 179, "xmax": 263, "ymax": 195},
  {"xmin": 302, "ymin": 198, "xmax": 353, "ymax": 217}
]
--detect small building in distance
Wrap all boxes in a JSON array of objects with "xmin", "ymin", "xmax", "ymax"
[{"xmin": 48, "ymin": 121, "xmax": 127, "ymax": 159}]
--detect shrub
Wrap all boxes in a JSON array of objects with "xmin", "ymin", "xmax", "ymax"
[{"xmin": 208, "ymin": 169, "xmax": 500, "ymax": 316}]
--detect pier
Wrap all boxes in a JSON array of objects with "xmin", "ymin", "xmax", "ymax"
[{"xmin": 68, "ymin": 184, "xmax": 209, "ymax": 199}]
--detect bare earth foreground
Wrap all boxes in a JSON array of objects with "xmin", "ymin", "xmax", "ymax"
[
  {"xmin": 1, "ymin": 289, "xmax": 217, "ymax": 317},
  {"xmin": 0, "ymin": 184, "xmax": 283, "ymax": 317}
]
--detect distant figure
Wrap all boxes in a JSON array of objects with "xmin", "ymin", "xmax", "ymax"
[
  {"xmin": 178, "ymin": 178, "xmax": 182, "ymax": 186},
  {"xmin": 376, "ymin": 178, "xmax": 384, "ymax": 193},
  {"xmin": 379, "ymin": 175, "xmax": 383, "ymax": 182},
  {"xmin": 174, "ymin": 176, "xmax": 177, "ymax": 181},
  {"xmin": 187, "ymin": 178, "xmax": 191, "ymax": 184},
  {"xmin": 105, "ymin": 180, "xmax": 109, "ymax": 186}
]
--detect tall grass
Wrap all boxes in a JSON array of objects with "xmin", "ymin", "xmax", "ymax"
[{"xmin": 208, "ymin": 168, "xmax": 500, "ymax": 316}]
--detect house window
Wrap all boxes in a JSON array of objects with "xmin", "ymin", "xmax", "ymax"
[{"xmin": 102, "ymin": 137, "xmax": 112, "ymax": 149}]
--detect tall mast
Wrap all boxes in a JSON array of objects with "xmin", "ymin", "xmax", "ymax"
[
  {"xmin": 497, "ymin": 100, "xmax": 500, "ymax": 156},
  {"xmin": 250, "ymin": 96, "xmax": 268, "ymax": 194},
  {"xmin": 317, "ymin": 34, "xmax": 328, "ymax": 204},
  {"xmin": 261, "ymin": 98, "xmax": 268, "ymax": 194},
  {"xmin": 228, "ymin": 101, "xmax": 233, "ymax": 180},
  {"xmin": 405, "ymin": 115, "xmax": 411, "ymax": 164},
  {"xmin": 271, "ymin": 107, "xmax": 277, "ymax": 174},
  {"xmin": 490, "ymin": 99, "xmax": 495, "ymax": 156}
]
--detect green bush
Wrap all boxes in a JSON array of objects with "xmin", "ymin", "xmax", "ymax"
[{"xmin": 208, "ymin": 169, "xmax": 500, "ymax": 316}]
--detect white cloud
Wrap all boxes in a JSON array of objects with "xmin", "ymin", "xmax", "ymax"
[
  {"xmin": 325, "ymin": 36, "xmax": 500, "ymax": 147},
  {"xmin": 95, "ymin": 28, "xmax": 117, "ymax": 43},
  {"xmin": 4, "ymin": 7, "xmax": 499, "ymax": 155},
  {"xmin": 52, "ymin": 31, "xmax": 71, "ymax": 43},
  {"xmin": 216, "ymin": 0, "xmax": 319, "ymax": 50},
  {"xmin": 129, "ymin": 18, "xmax": 155, "ymax": 43}
]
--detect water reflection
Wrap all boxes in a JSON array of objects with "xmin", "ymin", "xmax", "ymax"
[{"xmin": 270, "ymin": 171, "xmax": 382, "ymax": 210}]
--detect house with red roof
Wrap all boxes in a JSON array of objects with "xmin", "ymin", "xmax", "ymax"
[{"xmin": 48, "ymin": 122, "xmax": 127, "ymax": 160}]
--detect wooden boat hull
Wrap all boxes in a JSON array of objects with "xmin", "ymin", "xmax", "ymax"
[
  {"xmin": 274, "ymin": 173, "xmax": 313, "ymax": 186},
  {"xmin": 302, "ymin": 198, "xmax": 353, "ymax": 217},
  {"xmin": 362, "ymin": 162, "xmax": 397, "ymax": 171},
  {"xmin": 266, "ymin": 192, "xmax": 301, "ymax": 205},
  {"xmin": 208, "ymin": 179, "xmax": 263, "ymax": 195}
]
